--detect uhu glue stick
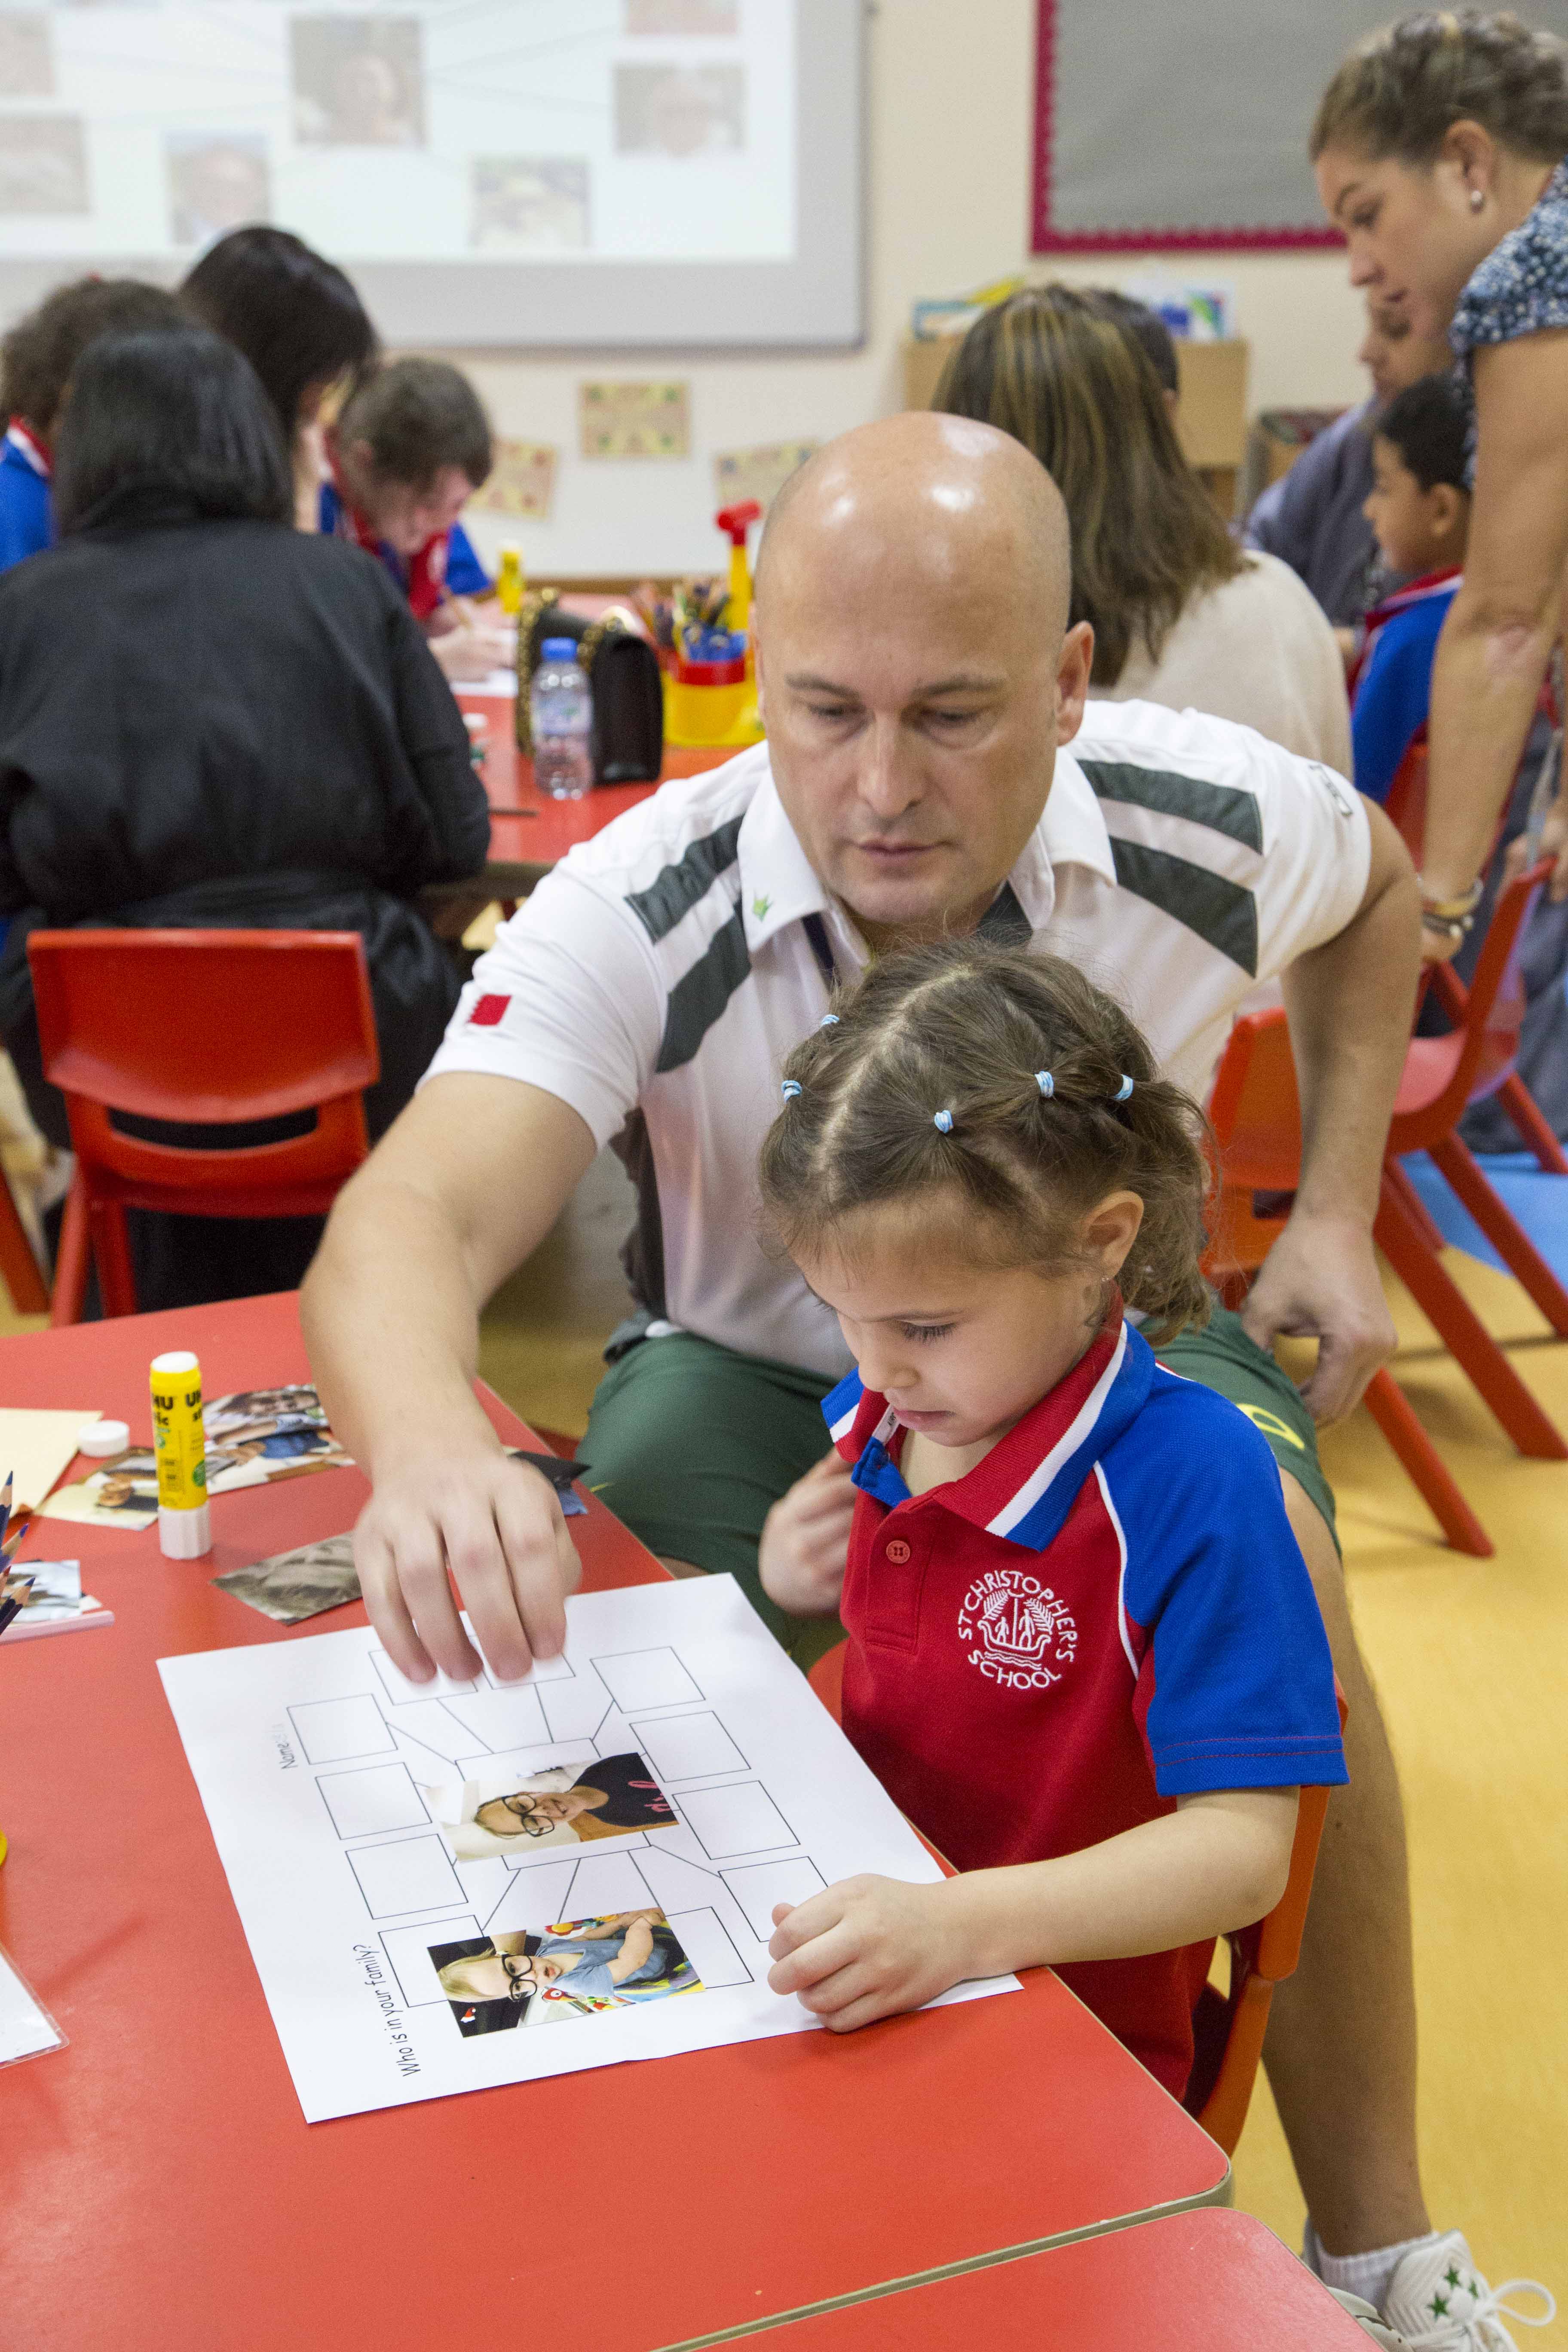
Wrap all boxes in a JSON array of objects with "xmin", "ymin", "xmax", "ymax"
[{"xmin": 150, "ymin": 1350, "xmax": 211, "ymax": 1559}]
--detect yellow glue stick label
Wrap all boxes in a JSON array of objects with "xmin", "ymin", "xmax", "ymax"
[{"xmin": 150, "ymin": 1350, "xmax": 206, "ymax": 1512}]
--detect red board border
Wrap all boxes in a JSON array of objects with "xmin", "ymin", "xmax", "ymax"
[{"xmin": 1029, "ymin": 0, "xmax": 1345, "ymax": 255}]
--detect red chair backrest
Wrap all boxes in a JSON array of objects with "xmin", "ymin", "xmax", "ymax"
[
  {"xmin": 1382, "ymin": 735, "xmax": 1428, "ymax": 862},
  {"xmin": 1390, "ymin": 860, "xmax": 1551, "ymax": 1144},
  {"xmin": 28, "ymin": 930, "xmax": 379, "ymax": 1214}
]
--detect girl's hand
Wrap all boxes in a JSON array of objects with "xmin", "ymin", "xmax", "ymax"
[
  {"xmin": 766, "ymin": 1876, "xmax": 972, "ymax": 2033},
  {"xmin": 758, "ymin": 1449, "xmax": 857, "ymax": 1617}
]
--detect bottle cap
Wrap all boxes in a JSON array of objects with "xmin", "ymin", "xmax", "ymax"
[
  {"xmin": 79, "ymin": 1418, "xmax": 130, "ymax": 1458},
  {"xmin": 159, "ymin": 1502, "xmax": 211, "ymax": 1560},
  {"xmin": 540, "ymin": 637, "xmax": 579, "ymax": 662}
]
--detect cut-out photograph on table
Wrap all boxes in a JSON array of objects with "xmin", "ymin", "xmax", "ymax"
[
  {"xmin": 213, "ymin": 1534, "xmax": 359, "ymax": 1625},
  {"xmin": 432, "ymin": 1910, "xmax": 703, "ymax": 2036},
  {"xmin": 425, "ymin": 1752, "xmax": 677, "ymax": 1861}
]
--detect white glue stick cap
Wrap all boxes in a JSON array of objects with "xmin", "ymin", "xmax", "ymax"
[
  {"xmin": 150, "ymin": 1350, "xmax": 200, "ymax": 1375},
  {"xmin": 159, "ymin": 1502, "xmax": 211, "ymax": 1560},
  {"xmin": 79, "ymin": 1419, "xmax": 130, "ymax": 1458}
]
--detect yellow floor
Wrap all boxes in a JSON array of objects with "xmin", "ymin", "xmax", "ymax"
[{"xmin": 6, "ymin": 1160, "xmax": 1560, "ymax": 2309}]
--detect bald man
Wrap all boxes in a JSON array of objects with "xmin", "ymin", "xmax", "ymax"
[{"xmin": 306, "ymin": 415, "xmax": 1430, "ymax": 2275}]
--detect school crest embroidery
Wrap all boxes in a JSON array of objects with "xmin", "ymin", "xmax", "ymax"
[{"xmin": 958, "ymin": 1567, "xmax": 1078, "ymax": 1692}]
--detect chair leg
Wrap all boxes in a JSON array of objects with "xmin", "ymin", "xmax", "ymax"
[
  {"xmin": 89, "ymin": 1199, "xmax": 138, "ymax": 1319},
  {"xmin": 1375, "ymin": 1179, "xmax": 1568, "ymax": 1458},
  {"xmin": 0, "ymin": 1165, "xmax": 49, "ymax": 1315},
  {"xmin": 1383, "ymin": 1155, "xmax": 1448, "ymax": 1255},
  {"xmin": 1361, "ymin": 1367, "xmax": 1494, "ymax": 1556},
  {"xmin": 1428, "ymin": 1130, "xmax": 1568, "ymax": 1336},
  {"xmin": 1494, "ymin": 1072, "xmax": 1568, "ymax": 1176},
  {"xmin": 50, "ymin": 1172, "xmax": 91, "ymax": 1327}
]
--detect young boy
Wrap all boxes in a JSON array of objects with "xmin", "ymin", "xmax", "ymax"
[
  {"xmin": 1351, "ymin": 372, "xmax": 1470, "ymax": 806},
  {"xmin": 320, "ymin": 355, "xmax": 509, "ymax": 682},
  {"xmin": 0, "ymin": 276, "xmax": 187, "ymax": 570}
]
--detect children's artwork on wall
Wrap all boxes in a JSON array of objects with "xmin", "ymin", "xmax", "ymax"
[
  {"xmin": 159, "ymin": 1574, "xmax": 1017, "ymax": 2122},
  {"xmin": 712, "ymin": 440, "xmax": 818, "ymax": 513},
  {"xmin": 466, "ymin": 438, "xmax": 557, "ymax": 521},
  {"xmin": 579, "ymin": 380, "xmax": 691, "ymax": 460}
]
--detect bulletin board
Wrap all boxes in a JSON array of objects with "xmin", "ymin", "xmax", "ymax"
[{"xmin": 1031, "ymin": 0, "xmax": 1568, "ymax": 252}]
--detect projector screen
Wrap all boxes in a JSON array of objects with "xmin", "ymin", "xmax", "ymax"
[{"xmin": 0, "ymin": 0, "xmax": 864, "ymax": 347}]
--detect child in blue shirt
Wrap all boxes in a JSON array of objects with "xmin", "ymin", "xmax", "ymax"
[
  {"xmin": 0, "ymin": 276, "xmax": 187, "ymax": 572},
  {"xmin": 1350, "ymin": 374, "xmax": 1470, "ymax": 806},
  {"xmin": 320, "ymin": 355, "xmax": 508, "ymax": 683}
]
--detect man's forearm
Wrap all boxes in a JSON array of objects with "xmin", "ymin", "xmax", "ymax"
[
  {"xmin": 302, "ymin": 1171, "xmax": 499, "ymax": 1478},
  {"xmin": 1424, "ymin": 586, "xmax": 1558, "ymax": 901},
  {"xmin": 1282, "ymin": 824, "xmax": 1422, "ymax": 1225}
]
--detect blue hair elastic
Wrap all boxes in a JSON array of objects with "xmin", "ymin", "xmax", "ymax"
[
  {"xmin": 933, "ymin": 1110, "xmax": 954, "ymax": 1134},
  {"xmin": 1114, "ymin": 1075, "xmax": 1135, "ymax": 1102},
  {"xmin": 781, "ymin": 1079, "xmax": 802, "ymax": 1100},
  {"xmin": 818, "ymin": 1014, "xmax": 839, "ymax": 1028},
  {"xmin": 1035, "ymin": 1070, "xmax": 1054, "ymax": 1098}
]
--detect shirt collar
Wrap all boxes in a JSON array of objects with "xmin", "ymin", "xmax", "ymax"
[
  {"xmin": 823, "ymin": 1302, "xmax": 1155, "ymax": 1553},
  {"xmin": 5, "ymin": 419, "xmax": 49, "ymax": 479},
  {"xmin": 738, "ymin": 747, "xmax": 1116, "ymax": 967}
]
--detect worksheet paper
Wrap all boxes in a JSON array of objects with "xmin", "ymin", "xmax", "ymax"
[{"xmin": 159, "ymin": 1576, "xmax": 1015, "ymax": 2123}]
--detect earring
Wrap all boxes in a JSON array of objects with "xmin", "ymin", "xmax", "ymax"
[{"xmin": 1470, "ymin": 186, "xmax": 1485, "ymax": 212}]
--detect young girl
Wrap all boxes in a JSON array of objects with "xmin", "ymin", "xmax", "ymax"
[{"xmin": 756, "ymin": 942, "xmax": 1346, "ymax": 2098}]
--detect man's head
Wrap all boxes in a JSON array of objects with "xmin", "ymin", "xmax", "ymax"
[
  {"xmin": 751, "ymin": 412, "xmax": 1092, "ymax": 952},
  {"xmin": 1356, "ymin": 297, "xmax": 1453, "ymax": 407},
  {"xmin": 334, "ymin": 356, "xmax": 491, "ymax": 556}
]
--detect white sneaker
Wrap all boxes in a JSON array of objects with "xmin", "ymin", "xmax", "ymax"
[
  {"xmin": 1381, "ymin": 2231, "xmax": 1556, "ymax": 2351},
  {"xmin": 1326, "ymin": 2287, "xmax": 1415, "ymax": 2348}
]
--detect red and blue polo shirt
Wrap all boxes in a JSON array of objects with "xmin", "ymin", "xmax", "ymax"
[{"xmin": 824, "ymin": 1304, "xmax": 1347, "ymax": 2098}]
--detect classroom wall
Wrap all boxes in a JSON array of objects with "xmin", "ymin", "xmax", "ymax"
[{"xmin": 444, "ymin": 0, "xmax": 1371, "ymax": 579}]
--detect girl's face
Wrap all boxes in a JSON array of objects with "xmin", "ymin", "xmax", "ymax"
[
  {"xmin": 796, "ymin": 1189, "xmax": 1143, "ymax": 1460},
  {"xmin": 1315, "ymin": 141, "xmax": 1494, "ymax": 340}
]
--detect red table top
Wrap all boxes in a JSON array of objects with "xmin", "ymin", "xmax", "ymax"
[
  {"xmin": 0, "ymin": 1292, "xmax": 1227, "ymax": 2352},
  {"xmin": 459, "ymin": 687, "xmax": 733, "ymax": 876},
  {"xmin": 709, "ymin": 2210, "xmax": 1370, "ymax": 2351}
]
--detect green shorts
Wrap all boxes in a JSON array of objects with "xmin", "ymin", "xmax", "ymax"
[
  {"xmin": 1155, "ymin": 1302, "xmax": 1338, "ymax": 1547},
  {"xmin": 582, "ymin": 1331, "xmax": 840, "ymax": 1662},
  {"xmin": 582, "ymin": 1306, "xmax": 1336, "ymax": 1660}
]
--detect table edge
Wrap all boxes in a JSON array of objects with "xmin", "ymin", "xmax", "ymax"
[{"xmin": 647, "ymin": 2165, "xmax": 1234, "ymax": 2350}]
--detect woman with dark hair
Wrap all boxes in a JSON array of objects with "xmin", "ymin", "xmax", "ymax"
[
  {"xmin": 933, "ymin": 285, "xmax": 1351, "ymax": 769},
  {"xmin": 1314, "ymin": 9, "xmax": 1568, "ymax": 955},
  {"xmin": 181, "ymin": 224, "xmax": 377, "ymax": 525},
  {"xmin": 0, "ymin": 325, "xmax": 488, "ymax": 1308}
]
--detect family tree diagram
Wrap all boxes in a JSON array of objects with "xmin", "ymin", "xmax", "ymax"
[{"xmin": 162, "ymin": 1577, "xmax": 1010, "ymax": 2121}]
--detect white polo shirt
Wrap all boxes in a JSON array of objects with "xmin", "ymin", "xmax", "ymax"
[{"xmin": 425, "ymin": 697, "xmax": 1370, "ymax": 1379}]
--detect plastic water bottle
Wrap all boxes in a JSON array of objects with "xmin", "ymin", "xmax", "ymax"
[{"xmin": 531, "ymin": 636, "xmax": 592, "ymax": 800}]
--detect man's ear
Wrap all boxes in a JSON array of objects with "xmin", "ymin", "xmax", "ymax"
[{"xmin": 1055, "ymin": 619, "xmax": 1094, "ymax": 747}]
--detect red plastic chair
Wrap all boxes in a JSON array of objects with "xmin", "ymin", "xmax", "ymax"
[
  {"xmin": 1205, "ymin": 1012, "xmax": 1493, "ymax": 1556},
  {"xmin": 1384, "ymin": 737, "xmax": 1567, "ymax": 1174},
  {"xmin": 0, "ymin": 1164, "xmax": 49, "ymax": 1314},
  {"xmin": 804, "ymin": 1643, "xmax": 1339, "ymax": 2158},
  {"xmin": 29, "ymin": 930, "xmax": 379, "ymax": 1325}
]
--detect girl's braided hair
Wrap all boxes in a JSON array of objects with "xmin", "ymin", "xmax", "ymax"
[{"xmin": 759, "ymin": 941, "xmax": 1213, "ymax": 1346}]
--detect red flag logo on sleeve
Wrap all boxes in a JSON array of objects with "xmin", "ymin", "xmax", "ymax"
[{"xmin": 469, "ymin": 994, "xmax": 511, "ymax": 1027}]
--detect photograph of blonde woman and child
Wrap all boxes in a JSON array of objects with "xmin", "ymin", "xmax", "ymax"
[{"xmin": 431, "ymin": 1909, "xmax": 704, "ymax": 2036}]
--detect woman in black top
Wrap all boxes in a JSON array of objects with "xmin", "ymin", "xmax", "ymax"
[{"xmin": 0, "ymin": 325, "xmax": 489, "ymax": 1307}]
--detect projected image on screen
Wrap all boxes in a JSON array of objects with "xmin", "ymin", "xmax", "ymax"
[{"xmin": 0, "ymin": 2, "xmax": 794, "ymax": 266}]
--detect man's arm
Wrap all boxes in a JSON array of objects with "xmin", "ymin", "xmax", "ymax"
[
  {"xmin": 1423, "ymin": 332, "xmax": 1568, "ymax": 931},
  {"xmin": 1240, "ymin": 799, "xmax": 1421, "ymax": 1421},
  {"xmin": 301, "ymin": 1072, "xmax": 597, "ymax": 1682}
]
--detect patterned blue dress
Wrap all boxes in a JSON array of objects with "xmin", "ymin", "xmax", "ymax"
[{"xmin": 1449, "ymin": 157, "xmax": 1568, "ymax": 483}]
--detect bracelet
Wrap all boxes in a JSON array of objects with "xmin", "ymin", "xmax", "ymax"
[
  {"xmin": 1418, "ymin": 876, "xmax": 1484, "ymax": 923},
  {"xmin": 1421, "ymin": 912, "xmax": 1470, "ymax": 948}
]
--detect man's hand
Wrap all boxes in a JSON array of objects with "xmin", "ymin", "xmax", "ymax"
[
  {"xmin": 767, "ymin": 1875, "xmax": 971, "ymax": 2033},
  {"xmin": 352, "ymin": 1442, "xmax": 581, "ymax": 1684},
  {"xmin": 758, "ymin": 1449, "xmax": 856, "ymax": 1617},
  {"xmin": 1239, "ymin": 1210, "xmax": 1395, "ymax": 1424}
]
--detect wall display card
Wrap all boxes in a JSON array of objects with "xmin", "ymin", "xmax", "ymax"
[
  {"xmin": 467, "ymin": 438, "xmax": 557, "ymax": 522},
  {"xmin": 160, "ymin": 1575, "xmax": 1015, "ymax": 2123},
  {"xmin": 712, "ymin": 439, "xmax": 817, "ymax": 512},
  {"xmin": 579, "ymin": 380, "xmax": 691, "ymax": 460}
]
